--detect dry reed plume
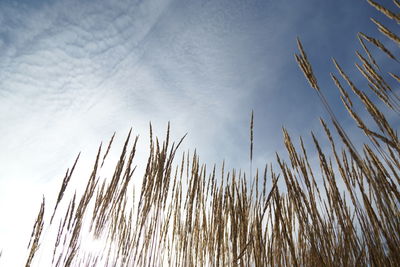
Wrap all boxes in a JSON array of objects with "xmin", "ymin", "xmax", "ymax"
[{"xmin": 3, "ymin": 0, "xmax": 398, "ymax": 266}]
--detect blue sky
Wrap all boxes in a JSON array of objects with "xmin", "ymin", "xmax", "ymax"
[{"xmin": 0, "ymin": 0, "xmax": 398, "ymax": 265}]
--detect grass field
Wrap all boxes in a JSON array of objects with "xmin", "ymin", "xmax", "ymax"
[{"xmin": 7, "ymin": 0, "xmax": 400, "ymax": 266}]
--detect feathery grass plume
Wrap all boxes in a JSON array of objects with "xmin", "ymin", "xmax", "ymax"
[
  {"xmin": 101, "ymin": 132, "xmax": 115, "ymax": 168},
  {"xmin": 357, "ymin": 33, "xmax": 381, "ymax": 71},
  {"xmin": 367, "ymin": 0, "xmax": 400, "ymax": 23},
  {"xmin": 359, "ymin": 32, "xmax": 398, "ymax": 61},
  {"xmin": 25, "ymin": 196, "xmax": 45, "ymax": 267},
  {"xmin": 295, "ymin": 38, "xmax": 320, "ymax": 91},
  {"xmin": 371, "ymin": 18, "xmax": 400, "ymax": 45},
  {"xmin": 354, "ymin": 50, "xmax": 400, "ymax": 113},
  {"xmin": 50, "ymin": 153, "xmax": 80, "ymax": 224}
]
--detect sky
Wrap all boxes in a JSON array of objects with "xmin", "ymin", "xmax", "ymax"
[{"xmin": 0, "ymin": 0, "xmax": 398, "ymax": 265}]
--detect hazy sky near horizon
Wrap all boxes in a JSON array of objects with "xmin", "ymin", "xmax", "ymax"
[{"xmin": 0, "ymin": 0, "xmax": 397, "ymax": 265}]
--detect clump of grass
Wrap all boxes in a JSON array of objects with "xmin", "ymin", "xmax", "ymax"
[{"xmin": 15, "ymin": 0, "xmax": 400, "ymax": 266}]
